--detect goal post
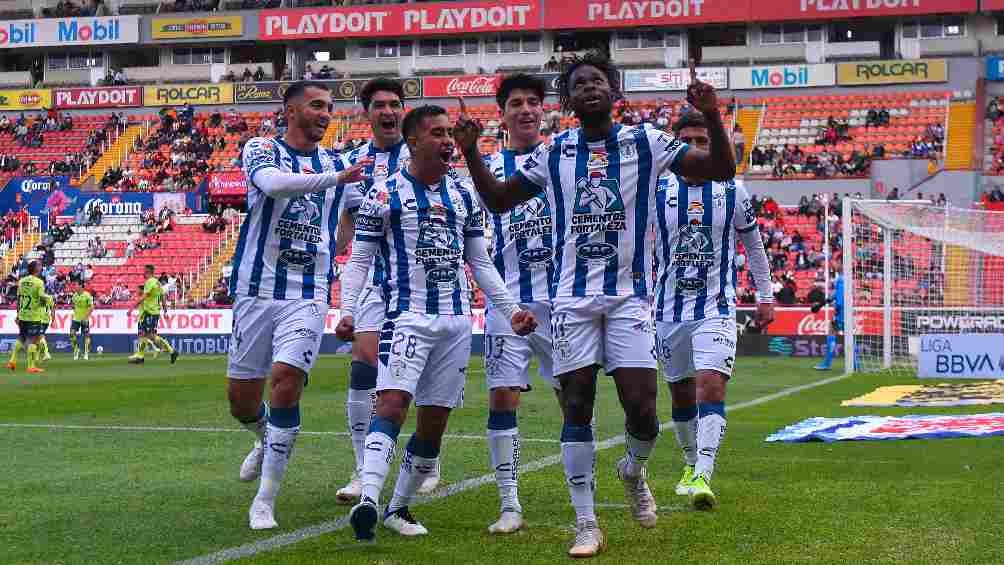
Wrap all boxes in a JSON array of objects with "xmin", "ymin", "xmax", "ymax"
[{"xmin": 842, "ymin": 199, "xmax": 1004, "ymax": 377}]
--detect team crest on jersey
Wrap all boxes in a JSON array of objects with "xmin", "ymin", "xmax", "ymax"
[
  {"xmin": 675, "ymin": 224, "xmax": 714, "ymax": 268},
  {"xmin": 687, "ymin": 201, "xmax": 704, "ymax": 216},
  {"xmin": 275, "ymin": 193, "xmax": 324, "ymax": 245},
  {"xmin": 587, "ymin": 150, "xmax": 609, "ymax": 169},
  {"xmin": 372, "ymin": 163, "xmax": 389, "ymax": 179},
  {"xmin": 415, "ymin": 217, "xmax": 462, "ymax": 286},
  {"xmin": 571, "ymin": 171, "xmax": 626, "ymax": 236}
]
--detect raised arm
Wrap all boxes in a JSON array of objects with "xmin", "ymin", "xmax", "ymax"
[
  {"xmin": 674, "ymin": 67, "xmax": 736, "ymax": 182},
  {"xmin": 453, "ymin": 98, "xmax": 539, "ymax": 213}
]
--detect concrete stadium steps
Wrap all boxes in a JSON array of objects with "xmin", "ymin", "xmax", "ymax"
[
  {"xmin": 945, "ymin": 102, "xmax": 976, "ymax": 170},
  {"xmin": 736, "ymin": 107, "xmax": 761, "ymax": 174},
  {"xmin": 84, "ymin": 124, "xmax": 143, "ymax": 185},
  {"xmin": 1, "ymin": 231, "xmax": 40, "ymax": 274}
]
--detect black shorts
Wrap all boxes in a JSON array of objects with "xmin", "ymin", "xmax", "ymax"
[
  {"xmin": 18, "ymin": 321, "xmax": 44, "ymax": 340},
  {"xmin": 70, "ymin": 320, "xmax": 90, "ymax": 334},
  {"xmin": 138, "ymin": 313, "xmax": 159, "ymax": 334}
]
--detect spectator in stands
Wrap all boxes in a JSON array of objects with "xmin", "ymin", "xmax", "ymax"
[
  {"xmin": 807, "ymin": 283, "xmax": 825, "ymax": 305},
  {"xmin": 157, "ymin": 206, "xmax": 175, "ymax": 233},
  {"xmin": 88, "ymin": 204, "xmax": 103, "ymax": 226},
  {"xmin": 88, "ymin": 236, "xmax": 107, "ymax": 259},
  {"xmin": 0, "ymin": 114, "xmax": 9, "ymax": 134},
  {"xmin": 732, "ymin": 124, "xmax": 745, "ymax": 165},
  {"xmin": 13, "ymin": 122, "xmax": 27, "ymax": 143},
  {"xmin": 866, "ymin": 107, "xmax": 880, "ymax": 127},
  {"xmin": 749, "ymin": 145, "xmax": 765, "ymax": 167},
  {"xmin": 878, "ymin": 107, "xmax": 890, "ymax": 126},
  {"xmin": 887, "ymin": 187, "xmax": 900, "ymax": 201},
  {"xmin": 113, "ymin": 68, "xmax": 127, "ymax": 86},
  {"xmin": 776, "ymin": 274, "xmax": 797, "ymax": 305},
  {"xmin": 111, "ymin": 279, "xmax": 129, "ymax": 303},
  {"xmin": 936, "ymin": 193, "xmax": 947, "ymax": 206},
  {"xmin": 302, "ymin": 64, "xmax": 314, "ymax": 80},
  {"xmin": 989, "ymin": 99, "xmax": 1001, "ymax": 122},
  {"xmin": 253, "ymin": 66, "xmax": 266, "ymax": 81},
  {"xmin": 222, "ymin": 69, "xmax": 237, "ymax": 82},
  {"xmin": 241, "ymin": 68, "xmax": 254, "ymax": 82},
  {"xmin": 212, "ymin": 277, "xmax": 231, "ymax": 305}
]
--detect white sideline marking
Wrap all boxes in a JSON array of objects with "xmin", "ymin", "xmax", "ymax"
[
  {"xmin": 0, "ymin": 423, "xmax": 559, "ymax": 444},
  {"xmin": 175, "ymin": 372, "xmax": 849, "ymax": 565}
]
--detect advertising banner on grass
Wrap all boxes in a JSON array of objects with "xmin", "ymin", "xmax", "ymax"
[
  {"xmin": 0, "ymin": 15, "xmax": 140, "ymax": 49},
  {"xmin": 917, "ymin": 333, "xmax": 1004, "ymax": 379},
  {"xmin": 53, "ymin": 86, "xmax": 143, "ymax": 109},
  {"xmin": 259, "ymin": 1, "xmax": 539, "ymax": 40},
  {"xmin": 765, "ymin": 413, "xmax": 1004, "ymax": 443},
  {"xmin": 151, "ymin": 15, "xmax": 244, "ymax": 40},
  {"xmin": 144, "ymin": 83, "xmax": 234, "ymax": 107},
  {"xmin": 623, "ymin": 67, "xmax": 727, "ymax": 92},
  {"xmin": 836, "ymin": 59, "xmax": 948, "ymax": 86}
]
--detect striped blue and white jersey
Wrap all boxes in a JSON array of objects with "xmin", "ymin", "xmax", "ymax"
[
  {"xmin": 653, "ymin": 175, "xmax": 757, "ymax": 322},
  {"xmin": 339, "ymin": 139, "xmax": 411, "ymax": 288},
  {"xmin": 483, "ymin": 146, "xmax": 553, "ymax": 304},
  {"xmin": 514, "ymin": 124, "xmax": 689, "ymax": 299},
  {"xmin": 229, "ymin": 136, "xmax": 362, "ymax": 301},
  {"xmin": 355, "ymin": 170, "xmax": 484, "ymax": 315}
]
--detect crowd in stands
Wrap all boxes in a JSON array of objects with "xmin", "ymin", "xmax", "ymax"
[
  {"xmin": 302, "ymin": 64, "xmax": 344, "ymax": 80},
  {"xmin": 0, "ymin": 111, "xmax": 122, "ymax": 179},
  {"xmin": 222, "ymin": 67, "xmax": 270, "ymax": 83},
  {"xmin": 39, "ymin": 0, "xmax": 112, "ymax": 17},
  {"xmin": 751, "ymin": 143, "xmax": 875, "ymax": 179},
  {"xmin": 158, "ymin": 0, "xmax": 220, "ymax": 12}
]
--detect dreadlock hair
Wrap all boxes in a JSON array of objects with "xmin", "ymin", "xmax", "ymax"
[{"xmin": 556, "ymin": 51, "xmax": 622, "ymax": 114}]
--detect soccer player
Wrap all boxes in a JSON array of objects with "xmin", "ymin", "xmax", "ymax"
[
  {"xmin": 128, "ymin": 264, "xmax": 178, "ymax": 365},
  {"xmin": 38, "ymin": 294, "xmax": 53, "ymax": 362},
  {"xmin": 480, "ymin": 74, "xmax": 559, "ymax": 535},
  {"xmin": 652, "ymin": 111, "xmax": 774, "ymax": 511},
  {"xmin": 454, "ymin": 53, "xmax": 735, "ymax": 557},
  {"xmin": 70, "ymin": 281, "xmax": 94, "ymax": 360},
  {"xmin": 813, "ymin": 275, "xmax": 846, "ymax": 371},
  {"xmin": 224, "ymin": 81, "xmax": 369, "ymax": 530},
  {"xmin": 7, "ymin": 261, "xmax": 52, "ymax": 374},
  {"xmin": 333, "ymin": 78, "xmax": 420, "ymax": 504},
  {"xmin": 335, "ymin": 105, "xmax": 537, "ymax": 542}
]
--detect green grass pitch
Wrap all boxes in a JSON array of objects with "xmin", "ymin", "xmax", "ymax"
[{"xmin": 2, "ymin": 353, "xmax": 1001, "ymax": 564}]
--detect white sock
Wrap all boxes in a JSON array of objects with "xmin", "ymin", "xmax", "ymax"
[
  {"xmin": 240, "ymin": 403, "xmax": 267, "ymax": 442},
  {"xmin": 671, "ymin": 405, "xmax": 699, "ymax": 467},
  {"xmin": 623, "ymin": 432, "xmax": 657, "ymax": 477},
  {"xmin": 255, "ymin": 422, "xmax": 299, "ymax": 505},
  {"xmin": 360, "ymin": 431, "xmax": 396, "ymax": 505},
  {"xmin": 561, "ymin": 424, "xmax": 595, "ymax": 523},
  {"xmin": 695, "ymin": 403, "xmax": 727, "ymax": 482},
  {"xmin": 387, "ymin": 445, "xmax": 438, "ymax": 514},
  {"xmin": 488, "ymin": 427, "xmax": 521, "ymax": 513},
  {"xmin": 346, "ymin": 388, "xmax": 375, "ymax": 473}
]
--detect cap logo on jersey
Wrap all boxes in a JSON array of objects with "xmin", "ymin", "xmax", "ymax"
[
  {"xmin": 276, "ymin": 194, "xmax": 323, "ymax": 244},
  {"xmin": 572, "ymin": 171, "xmax": 626, "ymax": 236}
]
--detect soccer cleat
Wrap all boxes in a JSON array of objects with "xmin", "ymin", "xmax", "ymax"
[
  {"xmin": 688, "ymin": 474, "xmax": 718, "ymax": 511},
  {"xmin": 83, "ymin": 352, "xmax": 89, "ymax": 361},
  {"xmin": 27, "ymin": 367, "xmax": 45, "ymax": 374},
  {"xmin": 416, "ymin": 461, "xmax": 441, "ymax": 494},
  {"xmin": 382, "ymin": 506, "xmax": 428, "ymax": 537},
  {"xmin": 170, "ymin": 350, "xmax": 179, "ymax": 365},
  {"xmin": 350, "ymin": 497, "xmax": 379, "ymax": 542},
  {"xmin": 239, "ymin": 441, "xmax": 264, "ymax": 482},
  {"xmin": 128, "ymin": 356, "xmax": 144, "ymax": 364},
  {"xmin": 616, "ymin": 458, "xmax": 658, "ymax": 528},
  {"xmin": 73, "ymin": 350, "xmax": 79, "ymax": 361},
  {"xmin": 568, "ymin": 518, "xmax": 605, "ymax": 558},
  {"xmin": 814, "ymin": 363, "xmax": 832, "ymax": 371},
  {"xmin": 42, "ymin": 351, "xmax": 52, "ymax": 361},
  {"xmin": 675, "ymin": 465, "xmax": 695, "ymax": 496},
  {"xmin": 248, "ymin": 498, "xmax": 278, "ymax": 530},
  {"xmin": 488, "ymin": 510, "xmax": 526, "ymax": 534},
  {"xmin": 7, "ymin": 361, "xmax": 15, "ymax": 371},
  {"xmin": 335, "ymin": 472, "xmax": 363, "ymax": 505}
]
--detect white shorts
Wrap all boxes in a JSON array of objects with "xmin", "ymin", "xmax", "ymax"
[
  {"xmin": 377, "ymin": 311, "xmax": 471, "ymax": 408},
  {"xmin": 484, "ymin": 301, "xmax": 556, "ymax": 391},
  {"xmin": 656, "ymin": 316, "xmax": 737, "ymax": 383},
  {"xmin": 355, "ymin": 286, "xmax": 385, "ymax": 333},
  {"xmin": 550, "ymin": 295, "xmax": 657, "ymax": 376},
  {"xmin": 227, "ymin": 296, "xmax": 326, "ymax": 380}
]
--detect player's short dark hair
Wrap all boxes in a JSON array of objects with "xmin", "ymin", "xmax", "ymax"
[
  {"xmin": 282, "ymin": 80, "xmax": 330, "ymax": 106},
  {"xmin": 557, "ymin": 51, "xmax": 622, "ymax": 113},
  {"xmin": 672, "ymin": 111, "xmax": 708, "ymax": 134},
  {"xmin": 402, "ymin": 105, "xmax": 447, "ymax": 139},
  {"xmin": 145, "ymin": 264, "xmax": 155, "ymax": 272},
  {"xmin": 27, "ymin": 260, "xmax": 40, "ymax": 275},
  {"xmin": 360, "ymin": 78, "xmax": 405, "ymax": 111},
  {"xmin": 496, "ymin": 73, "xmax": 547, "ymax": 110}
]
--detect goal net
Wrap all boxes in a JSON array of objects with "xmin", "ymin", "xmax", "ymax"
[{"xmin": 842, "ymin": 199, "xmax": 1004, "ymax": 376}]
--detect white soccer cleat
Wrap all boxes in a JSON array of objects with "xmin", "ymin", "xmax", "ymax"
[
  {"xmin": 382, "ymin": 506, "xmax": 428, "ymax": 537},
  {"xmin": 335, "ymin": 472, "xmax": 363, "ymax": 505},
  {"xmin": 568, "ymin": 518, "xmax": 605, "ymax": 558},
  {"xmin": 83, "ymin": 352, "xmax": 89, "ymax": 361},
  {"xmin": 43, "ymin": 352, "xmax": 52, "ymax": 361},
  {"xmin": 73, "ymin": 351, "xmax": 79, "ymax": 361},
  {"xmin": 616, "ymin": 458, "xmax": 658, "ymax": 528},
  {"xmin": 416, "ymin": 461, "xmax": 441, "ymax": 494},
  {"xmin": 488, "ymin": 510, "xmax": 526, "ymax": 534},
  {"xmin": 239, "ymin": 441, "xmax": 264, "ymax": 482},
  {"xmin": 248, "ymin": 498, "xmax": 277, "ymax": 530}
]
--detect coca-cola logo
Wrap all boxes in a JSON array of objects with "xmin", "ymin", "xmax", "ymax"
[
  {"xmin": 444, "ymin": 76, "xmax": 497, "ymax": 97},
  {"xmin": 797, "ymin": 315, "xmax": 828, "ymax": 335}
]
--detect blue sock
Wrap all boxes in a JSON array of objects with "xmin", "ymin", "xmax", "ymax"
[
  {"xmin": 698, "ymin": 401, "xmax": 726, "ymax": 418},
  {"xmin": 405, "ymin": 434, "xmax": 440, "ymax": 459},
  {"xmin": 368, "ymin": 415, "xmax": 401, "ymax": 442},
  {"xmin": 560, "ymin": 423, "xmax": 594, "ymax": 443},
  {"xmin": 820, "ymin": 335, "xmax": 837, "ymax": 366},
  {"xmin": 488, "ymin": 410, "xmax": 517, "ymax": 431},
  {"xmin": 349, "ymin": 361, "xmax": 377, "ymax": 390},
  {"xmin": 268, "ymin": 405, "xmax": 300, "ymax": 429}
]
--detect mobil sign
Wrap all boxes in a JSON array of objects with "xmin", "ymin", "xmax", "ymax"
[
  {"xmin": 0, "ymin": 16, "xmax": 139, "ymax": 49},
  {"xmin": 730, "ymin": 63, "xmax": 835, "ymax": 89}
]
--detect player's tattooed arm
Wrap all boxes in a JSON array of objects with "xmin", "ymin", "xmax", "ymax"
[{"xmin": 453, "ymin": 98, "xmax": 537, "ymax": 213}]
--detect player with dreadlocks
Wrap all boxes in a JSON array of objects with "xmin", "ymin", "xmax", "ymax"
[{"xmin": 454, "ymin": 52, "xmax": 735, "ymax": 557}]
